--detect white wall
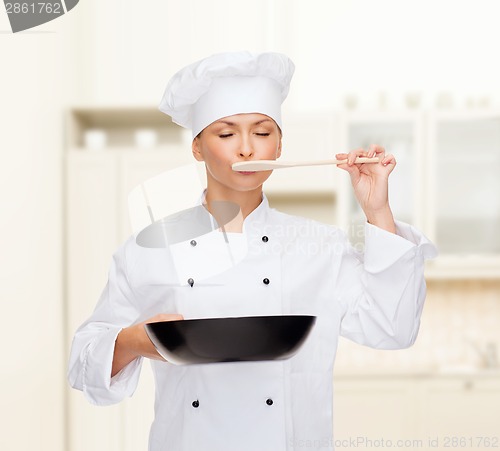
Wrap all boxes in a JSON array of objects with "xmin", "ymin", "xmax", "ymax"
[
  {"xmin": 0, "ymin": 8, "xmax": 80, "ymax": 451},
  {"xmin": 287, "ymin": 0, "xmax": 500, "ymax": 110},
  {"xmin": 71, "ymin": 0, "xmax": 500, "ymax": 110}
]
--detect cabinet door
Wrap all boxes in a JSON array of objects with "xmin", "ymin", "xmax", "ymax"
[
  {"xmin": 66, "ymin": 152, "xmax": 120, "ymax": 345},
  {"xmin": 428, "ymin": 112, "xmax": 500, "ymax": 255},
  {"xmin": 419, "ymin": 377, "xmax": 500, "ymax": 449},
  {"xmin": 118, "ymin": 150, "xmax": 195, "ymax": 451},
  {"xmin": 118, "ymin": 150, "xmax": 195, "ymax": 241},
  {"xmin": 338, "ymin": 112, "xmax": 424, "ymax": 243},
  {"xmin": 333, "ymin": 378, "xmax": 417, "ymax": 449},
  {"xmin": 66, "ymin": 151, "xmax": 124, "ymax": 451}
]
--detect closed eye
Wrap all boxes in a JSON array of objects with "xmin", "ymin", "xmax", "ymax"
[
  {"xmin": 219, "ymin": 134, "xmax": 233, "ymax": 138},
  {"xmin": 255, "ymin": 133, "xmax": 270, "ymax": 136}
]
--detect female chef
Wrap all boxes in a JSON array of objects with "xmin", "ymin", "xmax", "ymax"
[{"xmin": 68, "ymin": 51, "xmax": 437, "ymax": 450}]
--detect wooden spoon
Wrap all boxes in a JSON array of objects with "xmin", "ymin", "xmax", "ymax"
[{"xmin": 232, "ymin": 157, "xmax": 380, "ymax": 172}]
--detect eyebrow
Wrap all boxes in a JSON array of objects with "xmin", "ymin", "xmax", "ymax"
[{"xmin": 214, "ymin": 119, "xmax": 272, "ymax": 127}]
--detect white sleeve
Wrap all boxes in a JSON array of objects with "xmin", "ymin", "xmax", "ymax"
[
  {"xmin": 67, "ymin": 238, "xmax": 144, "ymax": 406},
  {"xmin": 338, "ymin": 220, "xmax": 438, "ymax": 349}
]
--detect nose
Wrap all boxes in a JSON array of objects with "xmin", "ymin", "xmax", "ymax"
[{"xmin": 239, "ymin": 136, "xmax": 254, "ymax": 158}]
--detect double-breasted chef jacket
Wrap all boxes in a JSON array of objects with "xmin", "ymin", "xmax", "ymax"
[{"xmin": 68, "ymin": 192, "xmax": 437, "ymax": 451}]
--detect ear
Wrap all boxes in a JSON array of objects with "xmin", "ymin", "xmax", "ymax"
[
  {"xmin": 192, "ymin": 137, "xmax": 204, "ymax": 162},
  {"xmin": 276, "ymin": 137, "xmax": 282, "ymax": 159}
]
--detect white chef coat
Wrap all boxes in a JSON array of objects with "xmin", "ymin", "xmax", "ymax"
[{"xmin": 68, "ymin": 193, "xmax": 437, "ymax": 451}]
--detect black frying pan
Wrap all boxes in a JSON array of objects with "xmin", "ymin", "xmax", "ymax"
[{"xmin": 145, "ymin": 315, "xmax": 316, "ymax": 365}]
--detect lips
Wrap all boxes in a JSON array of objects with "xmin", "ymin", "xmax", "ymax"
[{"xmin": 233, "ymin": 162, "xmax": 257, "ymax": 175}]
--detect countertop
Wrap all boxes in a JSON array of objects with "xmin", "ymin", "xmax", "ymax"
[{"xmin": 333, "ymin": 366, "xmax": 500, "ymax": 379}]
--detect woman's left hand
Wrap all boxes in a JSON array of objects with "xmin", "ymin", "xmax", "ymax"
[{"xmin": 336, "ymin": 144, "xmax": 397, "ymax": 233}]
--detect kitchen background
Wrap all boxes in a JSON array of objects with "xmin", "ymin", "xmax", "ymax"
[{"xmin": 1, "ymin": 1, "xmax": 499, "ymax": 450}]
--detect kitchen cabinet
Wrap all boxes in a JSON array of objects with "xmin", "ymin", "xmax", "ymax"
[
  {"xmin": 65, "ymin": 109, "xmax": 191, "ymax": 451},
  {"xmin": 65, "ymin": 151, "xmax": 123, "ymax": 451},
  {"xmin": 337, "ymin": 111, "xmax": 425, "ymax": 249},
  {"xmin": 337, "ymin": 110, "xmax": 500, "ymax": 278},
  {"xmin": 419, "ymin": 375, "xmax": 500, "ymax": 449},
  {"xmin": 334, "ymin": 373, "xmax": 500, "ymax": 451},
  {"xmin": 66, "ymin": 152, "xmax": 119, "ymax": 334},
  {"xmin": 333, "ymin": 377, "xmax": 416, "ymax": 442},
  {"xmin": 65, "ymin": 150, "xmax": 191, "ymax": 451},
  {"xmin": 425, "ymin": 111, "xmax": 500, "ymax": 279}
]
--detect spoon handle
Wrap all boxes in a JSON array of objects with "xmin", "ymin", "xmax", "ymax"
[{"xmin": 232, "ymin": 157, "xmax": 380, "ymax": 171}]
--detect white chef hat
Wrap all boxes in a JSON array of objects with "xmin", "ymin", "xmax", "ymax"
[{"xmin": 158, "ymin": 51, "xmax": 295, "ymax": 138}]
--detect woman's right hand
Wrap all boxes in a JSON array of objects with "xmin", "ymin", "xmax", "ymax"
[{"xmin": 112, "ymin": 313, "xmax": 184, "ymax": 377}]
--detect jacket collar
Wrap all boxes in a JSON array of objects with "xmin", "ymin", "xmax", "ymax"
[{"xmin": 198, "ymin": 189, "xmax": 270, "ymax": 235}]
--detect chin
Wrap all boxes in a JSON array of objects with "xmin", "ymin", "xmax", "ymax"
[
  {"xmin": 236, "ymin": 177, "xmax": 269, "ymax": 191},
  {"xmin": 229, "ymin": 183, "xmax": 263, "ymax": 193}
]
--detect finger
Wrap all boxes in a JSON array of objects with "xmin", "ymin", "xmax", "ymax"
[
  {"xmin": 347, "ymin": 148, "xmax": 369, "ymax": 165},
  {"xmin": 381, "ymin": 153, "xmax": 396, "ymax": 166},
  {"xmin": 167, "ymin": 314, "xmax": 184, "ymax": 321},
  {"xmin": 335, "ymin": 153, "xmax": 349, "ymax": 165},
  {"xmin": 149, "ymin": 313, "xmax": 184, "ymax": 323},
  {"xmin": 368, "ymin": 144, "xmax": 386, "ymax": 159}
]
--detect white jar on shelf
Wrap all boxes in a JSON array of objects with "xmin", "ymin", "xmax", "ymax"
[
  {"xmin": 134, "ymin": 128, "xmax": 158, "ymax": 149},
  {"xmin": 84, "ymin": 129, "xmax": 107, "ymax": 151}
]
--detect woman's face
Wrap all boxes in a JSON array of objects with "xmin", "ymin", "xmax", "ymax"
[{"xmin": 192, "ymin": 113, "xmax": 282, "ymax": 193}]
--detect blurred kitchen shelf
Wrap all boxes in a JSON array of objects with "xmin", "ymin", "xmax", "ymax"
[
  {"xmin": 427, "ymin": 108, "xmax": 500, "ymax": 121},
  {"xmin": 67, "ymin": 146, "xmax": 191, "ymax": 158},
  {"xmin": 65, "ymin": 106, "xmax": 191, "ymax": 151},
  {"xmin": 425, "ymin": 256, "xmax": 500, "ymax": 280}
]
